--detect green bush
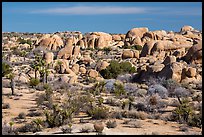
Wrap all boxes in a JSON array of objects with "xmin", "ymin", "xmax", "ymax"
[
  {"xmin": 17, "ymin": 38, "xmax": 32, "ymax": 45},
  {"xmin": 171, "ymin": 98, "xmax": 193, "ymax": 123},
  {"xmin": 2, "ymin": 62, "xmax": 13, "ymax": 77},
  {"xmin": 99, "ymin": 60, "xmax": 136, "ymax": 79},
  {"xmin": 123, "ymin": 45, "xmax": 142, "ymax": 50},
  {"xmin": 29, "ymin": 78, "xmax": 40, "ymax": 88},
  {"xmin": 44, "ymin": 104, "xmax": 74, "ymax": 128},
  {"xmin": 113, "ymin": 82, "xmax": 126, "ymax": 97},
  {"xmin": 87, "ymin": 106, "xmax": 109, "ymax": 119}
]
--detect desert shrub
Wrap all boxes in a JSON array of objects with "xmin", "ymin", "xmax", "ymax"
[
  {"xmin": 123, "ymin": 111, "xmax": 148, "ymax": 120},
  {"xmin": 109, "ymin": 111, "xmax": 123, "ymax": 119},
  {"xmin": 192, "ymin": 94, "xmax": 202, "ymax": 103},
  {"xmin": 44, "ymin": 104, "xmax": 74, "ymax": 128},
  {"xmin": 113, "ymin": 82, "xmax": 126, "ymax": 97},
  {"xmin": 105, "ymin": 98, "xmax": 120, "ymax": 107},
  {"xmin": 171, "ymin": 98, "xmax": 193, "ymax": 124},
  {"xmin": 123, "ymin": 45, "xmax": 143, "ymax": 50},
  {"xmin": 17, "ymin": 120, "xmax": 43, "ymax": 133},
  {"xmin": 2, "ymin": 103, "xmax": 10, "ymax": 109},
  {"xmin": 124, "ymin": 83, "xmax": 138, "ymax": 93},
  {"xmin": 117, "ymin": 74, "xmax": 132, "ymax": 83},
  {"xmin": 27, "ymin": 111, "xmax": 42, "ymax": 117},
  {"xmin": 79, "ymin": 118, "xmax": 89, "ymax": 123},
  {"xmin": 162, "ymin": 79, "xmax": 180, "ymax": 97},
  {"xmin": 99, "ymin": 60, "xmax": 136, "ymax": 79},
  {"xmin": 134, "ymin": 102, "xmax": 147, "ymax": 111},
  {"xmin": 148, "ymin": 84, "xmax": 168, "ymax": 99},
  {"xmin": 2, "ymin": 62, "xmax": 13, "ymax": 77},
  {"xmin": 18, "ymin": 112, "xmax": 26, "ymax": 119},
  {"xmin": 17, "ymin": 38, "xmax": 32, "ymax": 45},
  {"xmin": 80, "ymin": 126, "xmax": 92, "ymax": 133},
  {"xmin": 98, "ymin": 97, "xmax": 104, "ymax": 105},
  {"xmin": 174, "ymin": 87, "xmax": 190, "ymax": 98},
  {"xmin": 29, "ymin": 78, "xmax": 40, "ymax": 88},
  {"xmin": 129, "ymin": 121, "xmax": 142, "ymax": 128},
  {"xmin": 89, "ymin": 81, "xmax": 106, "ymax": 96},
  {"xmin": 148, "ymin": 95, "xmax": 158, "ymax": 106},
  {"xmin": 102, "ymin": 47, "xmax": 111, "ymax": 54},
  {"xmin": 104, "ymin": 79, "xmax": 116, "ymax": 92},
  {"xmin": 2, "ymin": 122, "xmax": 18, "ymax": 135},
  {"xmin": 187, "ymin": 113, "xmax": 202, "ymax": 128},
  {"xmin": 106, "ymin": 120, "xmax": 117, "ymax": 128},
  {"xmin": 179, "ymin": 125, "xmax": 189, "ymax": 132},
  {"xmin": 87, "ymin": 106, "xmax": 109, "ymax": 120},
  {"xmin": 61, "ymin": 124, "xmax": 72, "ymax": 134},
  {"xmin": 170, "ymin": 99, "xmax": 180, "ymax": 107}
]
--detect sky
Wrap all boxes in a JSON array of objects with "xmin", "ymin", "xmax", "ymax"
[{"xmin": 2, "ymin": 2, "xmax": 202, "ymax": 34}]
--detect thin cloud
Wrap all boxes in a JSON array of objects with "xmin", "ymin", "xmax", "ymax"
[{"xmin": 29, "ymin": 6, "xmax": 157, "ymax": 15}]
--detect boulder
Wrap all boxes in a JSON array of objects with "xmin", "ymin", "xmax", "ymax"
[
  {"xmin": 57, "ymin": 45, "xmax": 73, "ymax": 59},
  {"xmin": 186, "ymin": 67, "xmax": 196, "ymax": 77},
  {"xmin": 38, "ymin": 34, "xmax": 64, "ymax": 51},
  {"xmin": 180, "ymin": 25, "xmax": 194, "ymax": 32},
  {"xmin": 184, "ymin": 42, "xmax": 202, "ymax": 64},
  {"xmin": 72, "ymin": 46, "xmax": 80, "ymax": 58},
  {"xmin": 79, "ymin": 67, "xmax": 86, "ymax": 74},
  {"xmin": 126, "ymin": 27, "xmax": 149, "ymax": 40},
  {"xmin": 112, "ymin": 34, "xmax": 121, "ymax": 41},
  {"xmin": 158, "ymin": 62, "xmax": 183, "ymax": 82},
  {"xmin": 97, "ymin": 61, "xmax": 110, "ymax": 71},
  {"xmin": 122, "ymin": 49, "xmax": 134, "ymax": 59},
  {"xmin": 44, "ymin": 52, "xmax": 54, "ymax": 64},
  {"xmin": 68, "ymin": 75, "xmax": 77, "ymax": 84},
  {"xmin": 88, "ymin": 69, "xmax": 98, "ymax": 78},
  {"xmin": 71, "ymin": 64, "xmax": 79, "ymax": 74},
  {"xmin": 131, "ymin": 36, "xmax": 143, "ymax": 46},
  {"xmin": 140, "ymin": 40, "xmax": 156, "ymax": 57},
  {"xmin": 133, "ymin": 50, "xmax": 140, "ymax": 59},
  {"xmin": 163, "ymin": 55, "xmax": 177, "ymax": 65}
]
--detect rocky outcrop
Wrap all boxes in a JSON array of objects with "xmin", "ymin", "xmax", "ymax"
[{"xmin": 38, "ymin": 34, "xmax": 64, "ymax": 51}]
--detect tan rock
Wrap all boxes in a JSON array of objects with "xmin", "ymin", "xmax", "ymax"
[
  {"xmin": 163, "ymin": 55, "xmax": 177, "ymax": 65},
  {"xmin": 57, "ymin": 45, "xmax": 73, "ymax": 59},
  {"xmin": 72, "ymin": 46, "xmax": 80, "ymax": 58},
  {"xmin": 44, "ymin": 52, "xmax": 54, "ymax": 64},
  {"xmin": 186, "ymin": 67, "xmax": 196, "ymax": 77},
  {"xmin": 97, "ymin": 61, "xmax": 110, "ymax": 71},
  {"xmin": 132, "ymin": 36, "xmax": 143, "ymax": 46},
  {"xmin": 71, "ymin": 64, "xmax": 79, "ymax": 74},
  {"xmin": 79, "ymin": 67, "xmax": 86, "ymax": 74},
  {"xmin": 180, "ymin": 25, "xmax": 194, "ymax": 32},
  {"xmin": 140, "ymin": 40, "xmax": 156, "ymax": 57},
  {"xmin": 126, "ymin": 27, "xmax": 149, "ymax": 40},
  {"xmin": 112, "ymin": 34, "xmax": 121, "ymax": 41},
  {"xmin": 122, "ymin": 49, "xmax": 134, "ymax": 59},
  {"xmin": 68, "ymin": 75, "xmax": 77, "ymax": 84},
  {"xmin": 88, "ymin": 69, "xmax": 98, "ymax": 78},
  {"xmin": 133, "ymin": 50, "xmax": 140, "ymax": 59}
]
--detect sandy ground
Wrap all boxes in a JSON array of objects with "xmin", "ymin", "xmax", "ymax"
[{"xmin": 2, "ymin": 87, "xmax": 202, "ymax": 135}]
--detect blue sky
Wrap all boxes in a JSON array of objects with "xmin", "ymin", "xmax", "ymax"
[{"xmin": 2, "ymin": 2, "xmax": 202, "ymax": 34}]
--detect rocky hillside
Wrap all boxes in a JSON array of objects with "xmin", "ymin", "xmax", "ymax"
[{"xmin": 2, "ymin": 25, "xmax": 202, "ymax": 135}]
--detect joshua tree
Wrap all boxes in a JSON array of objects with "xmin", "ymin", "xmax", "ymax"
[{"xmin": 7, "ymin": 73, "xmax": 15, "ymax": 95}]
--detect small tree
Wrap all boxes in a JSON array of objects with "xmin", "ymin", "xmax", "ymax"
[{"xmin": 7, "ymin": 73, "xmax": 15, "ymax": 95}]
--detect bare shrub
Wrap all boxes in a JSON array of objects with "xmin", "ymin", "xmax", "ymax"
[
  {"xmin": 18, "ymin": 112, "xmax": 26, "ymax": 119},
  {"xmin": 2, "ymin": 122, "xmax": 18, "ymax": 135},
  {"xmin": 2, "ymin": 103, "xmax": 10, "ymax": 109},
  {"xmin": 148, "ymin": 84, "xmax": 168, "ymax": 99},
  {"xmin": 129, "ymin": 121, "xmax": 142, "ymax": 128},
  {"xmin": 61, "ymin": 124, "xmax": 72, "ymax": 134},
  {"xmin": 106, "ymin": 120, "xmax": 117, "ymax": 128},
  {"xmin": 80, "ymin": 126, "xmax": 92, "ymax": 133}
]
